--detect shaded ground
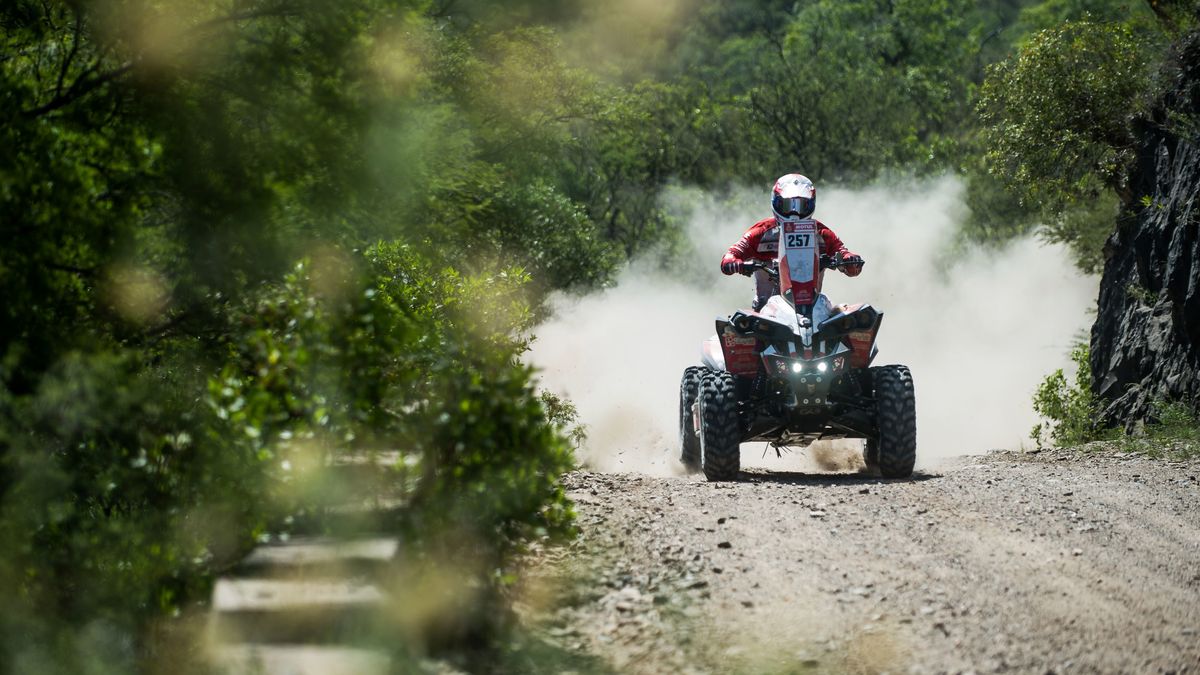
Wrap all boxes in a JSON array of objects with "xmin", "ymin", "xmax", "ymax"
[{"xmin": 517, "ymin": 447, "xmax": 1200, "ymax": 674}]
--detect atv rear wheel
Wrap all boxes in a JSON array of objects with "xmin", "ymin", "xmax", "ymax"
[
  {"xmin": 698, "ymin": 371, "xmax": 741, "ymax": 481},
  {"xmin": 678, "ymin": 366, "xmax": 705, "ymax": 472},
  {"xmin": 870, "ymin": 365, "xmax": 916, "ymax": 478}
]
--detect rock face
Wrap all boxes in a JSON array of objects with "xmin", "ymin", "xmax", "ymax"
[{"xmin": 1091, "ymin": 32, "xmax": 1200, "ymax": 426}]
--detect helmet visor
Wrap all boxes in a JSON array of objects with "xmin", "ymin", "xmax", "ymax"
[{"xmin": 774, "ymin": 195, "xmax": 814, "ymax": 218}]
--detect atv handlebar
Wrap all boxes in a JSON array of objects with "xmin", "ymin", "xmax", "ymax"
[
  {"xmin": 742, "ymin": 259, "xmax": 779, "ymax": 279},
  {"xmin": 743, "ymin": 254, "xmax": 857, "ymax": 279}
]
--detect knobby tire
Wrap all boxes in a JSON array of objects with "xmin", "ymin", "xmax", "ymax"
[
  {"xmin": 699, "ymin": 371, "xmax": 741, "ymax": 481},
  {"xmin": 871, "ymin": 365, "xmax": 917, "ymax": 478},
  {"xmin": 679, "ymin": 366, "xmax": 705, "ymax": 472}
]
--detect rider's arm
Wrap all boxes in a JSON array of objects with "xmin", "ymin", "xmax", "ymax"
[{"xmin": 720, "ymin": 223, "xmax": 766, "ymax": 275}]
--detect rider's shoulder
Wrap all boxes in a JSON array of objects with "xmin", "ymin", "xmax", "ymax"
[{"xmin": 750, "ymin": 217, "xmax": 776, "ymax": 232}]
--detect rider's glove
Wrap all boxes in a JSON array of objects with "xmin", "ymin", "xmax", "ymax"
[
  {"xmin": 841, "ymin": 254, "xmax": 864, "ymax": 277},
  {"xmin": 720, "ymin": 258, "xmax": 744, "ymax": 276}
]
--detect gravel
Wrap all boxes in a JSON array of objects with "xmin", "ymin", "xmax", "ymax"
[{"xmin": 518, "ymin": 448, "xmax": 1200, "ymax": 674}]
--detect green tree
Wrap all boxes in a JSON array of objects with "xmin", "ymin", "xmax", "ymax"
[
  {"xmin": 0, "ymin": 1, "xmax": 591, "ymax": 669},
  {"xmin": 736, "ymin": 0, "xmax": 976, "ymax": 181},
  {"xmin": 977, "ymin": 20, "xmax": 1157, "ymax": 270}
]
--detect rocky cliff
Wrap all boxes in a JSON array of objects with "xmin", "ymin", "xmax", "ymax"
[{"xmin": 1091, "ymin": 31, "xmax": 1200, "ymax": 426}]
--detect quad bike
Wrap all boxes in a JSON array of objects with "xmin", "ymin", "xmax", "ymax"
[{"xmin": 679, "ymin": 221, "xmax": 916, "ymax": 481}]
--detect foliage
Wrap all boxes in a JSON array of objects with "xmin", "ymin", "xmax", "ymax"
[
  {"xmin": 977, "ymin": 20, "xmax": 1157, "ymax": 270},
  {"xmin": 1111, "ymin": 401, "xmax": 1200, "ymax": 458},
  {"xmin": 1032, "ymin": 344, "xmax": 1200, "ymax": 455},
  {"xmin": 957, "ymin": 144, "xmax": 1045, "ymax": 250},
  {"xmin": 666, "ymin": 0, "xmax": 978, "ymax": 184},
  {"xmin": 0, "ymin": 1, "xmax": 602, "ymax": 670},
  {"xmin": 211, "ymin": 243, "xmax": 576, "ymax": 545},
  {"xmin": 540, "ymin": 390, "xmax": 588, "ymax": 450},
  {"xmin": 1041, "ymin": 190, "xmax": 1122, "ymax": 272},
  {"xmin": 0, "ymin": 350, "xmax": 266, "ymax": 673},
  {"xmin": 1031, "ymin": 343, "xmax": 1109, "ymax": 447},
  {"xmin": 1014, "ymin": 0, "xmax": 1162, "ymax": 35},
  {"xmin": 980, "ymin": 19, "xmax": 1144, "ymax": 191}
]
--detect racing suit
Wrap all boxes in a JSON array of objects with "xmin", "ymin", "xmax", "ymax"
[{"xmin": 720, "ymin": 217, "xmax": 862, "ymax": 311}]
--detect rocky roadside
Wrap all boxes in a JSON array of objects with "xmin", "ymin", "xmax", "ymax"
[{"xmin": 516, "ymin": 447, "xmax": 1200, "ymax": 674}]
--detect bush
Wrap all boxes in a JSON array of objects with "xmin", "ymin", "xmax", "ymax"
[
  {"xmin": 1032, "ymin": 344, "xmax": 1200, "ymax": 456},
  {"xmin": 0, "ymin": 242, "xmax": 578, "ymax": 672},
  {"xmin": 1030, "ymin": 343, "xmax": 1107, "ymax": 447},
  {"xmin": 1112, "ymin": 401, "xmax": 1200, "ymax": 458},
  {"xmin": 211, "ymin": 242, "xmax": 577, "ymax": 544},
  {"xmin": 0, "ymin": 351, "xmax": 268, "ymax": 672}
]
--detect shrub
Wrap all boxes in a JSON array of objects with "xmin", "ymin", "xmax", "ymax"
[
  {"xmin": 1030, "ymin": 343, "xmax": 1107, "ymax": 447},
  {"xmin": 0, "ymin": 243, "xmax": 578, "ymax": 672},
  {"xmin": 1032, "ymin": 344, "xmax": 1200, "ymax": 456},
  {"xmin": 211, "ymin": 242, "xmax": 577, "ymax": 545},
  {"xmin": 0, "ymin": 351, "xmax": 268, "ymax": 672},
  {"xmin": 1116, "ymin": 401, "xmax": 1200, "ymax": 458}
]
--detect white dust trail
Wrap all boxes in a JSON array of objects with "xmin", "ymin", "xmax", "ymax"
[{"xmin": 530, "ymin": 178, "xmax": 1097, "ymax": 474}]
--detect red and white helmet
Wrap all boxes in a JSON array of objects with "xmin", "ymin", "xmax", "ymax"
[{"xmin": 771, "ymin": 174, "xmax": 816, "ymax": 222}]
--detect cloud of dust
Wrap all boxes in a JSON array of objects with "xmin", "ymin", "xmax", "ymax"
[
  {"xmin": 561, "ymin": 0, "xmax": 697, "ymax": 75},
  {"xmin": 529, "ymin": 177, "xmax": 1097, "ymax": 474}
]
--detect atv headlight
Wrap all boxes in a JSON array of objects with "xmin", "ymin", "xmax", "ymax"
[
  {"xmin": 817, "ymin": 362, "xmax": 828, "ymax": 373},
  {"xmin": 763, "ymin": 353, "xmax": 800, "ymax": 376}
]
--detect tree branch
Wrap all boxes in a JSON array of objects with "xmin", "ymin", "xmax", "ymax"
[
  {"xmin": 21, "ymin": 4, "xmax": 298, "ymax": 119},
  {"xmin": 22, "ymin": 60, "xmax": 136, "ymax": 118},
  {"xmin": 55, "ymin": 11, "xmax": 83, "ymax": 98},
  {"xmin": 40, "ymin": 0, "xmax": 55, "ymax": 30}
]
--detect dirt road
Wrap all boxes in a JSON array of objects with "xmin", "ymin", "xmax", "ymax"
[{"xmin": 519, "ymin": 447, "xmax": 1200, "ymax": 674}]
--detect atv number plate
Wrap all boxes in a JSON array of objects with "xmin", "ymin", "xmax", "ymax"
[
  {"xmin": 783, "ymin": 221, "xmax": 817, "ymax": 285},
  {"xmin": 784, "ymin": 232, "xmax": 812, "ymax": 248}
]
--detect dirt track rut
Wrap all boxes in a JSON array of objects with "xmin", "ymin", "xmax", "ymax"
[{"xmin": 520, "ymin": 448, "xmax": 1200, "ymax": 674}]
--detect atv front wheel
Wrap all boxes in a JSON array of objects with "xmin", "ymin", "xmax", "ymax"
[
  {"xmin": 678, "ymin": 366, "xmax": 705, "ymax": 472},
  {"xmin": 698, "ymin": 371, "xmax": 741, "ymax": 481},
  {"xmin": 871, "ymin": 365, "xmax": 917, "ymax": 478}
]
